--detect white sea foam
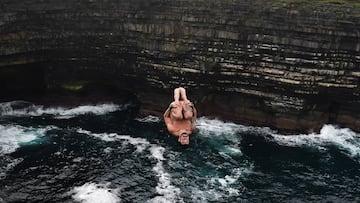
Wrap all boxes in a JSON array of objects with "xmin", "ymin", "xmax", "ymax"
[
  {"xmin": 196, "ymin": 117, "xmax": 245, "ymax": 156},
  {"xmin": 197, "ymin": 117, "xmax": 276, "ymax": 136},
  {"xmin": 198, "ymin": 117, "xmax": 360, "ymax": 161},
  {"xmin": 148, "ymin": 146, "xmax": 182, "ymax": 203},
  {"xmin": 0, "ymin": 101, "xmax": 123, "ymax": 119},
  {"xmin": 188, "ymin": 117, "xmax": 260, "ymax": 201},
  {"xmin": 271, "ymin": 124, "xmax": 360, "ymax": 160},
  {"xmin": 196, "ymin": 117, "xmax": 243, "ymax": 136},
  {"xmin": 135, "ymin": 115, "xmax": 161, "ymax": 123},
  {"xmin": 77, "ymin": 129, "xmax": 183, "ymax": 202},
  {"xmin": 103, "ymin": 147, "xmax": 113, "ymax": 153},
  {"xmin": 77, "ymin": 129, "xmax": 150, "ymax": 153},
  {"xmin": 213, "ymin": 167, "xmax": 251, "ymax": 195},
  {"xmin": 71, "ymin": 182, "xmax": 120, "ymax": 203},
  {"xmin": 0, "ymin": 124, "xmax": 53, "ymax": 154},
  {"xmin": 191, "ymin": 117, "xmax": 360, "ymax": 200},
  {"xmin": 191, "ymin": 166, "xmax": 251, "ymax": 201}
]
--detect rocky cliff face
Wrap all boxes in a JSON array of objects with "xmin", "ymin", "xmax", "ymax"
[{"xmin": 1, "ymin": 0, "xmax": 360, "ymax": 133}]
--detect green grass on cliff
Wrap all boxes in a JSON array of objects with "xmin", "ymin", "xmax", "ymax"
[
  {"xmin": 62, "ymin": 83, "xmax": 85, "ymax": 91},
  {"xmin": 271, "ymin": 0, "xmax": 360, "ymax": 10}
]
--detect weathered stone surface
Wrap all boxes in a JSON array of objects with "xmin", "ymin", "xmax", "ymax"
[{"xmin": 0, "ymin": 0, "xmax": 360, "ymax": 133}]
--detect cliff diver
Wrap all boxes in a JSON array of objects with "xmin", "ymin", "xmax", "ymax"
[{"xmin": 164, "ymin": 87, "xmax": 197, "ymax": 145}]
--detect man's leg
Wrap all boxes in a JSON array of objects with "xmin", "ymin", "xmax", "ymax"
[
  {"xmin": 178, "ymin": 87, "xmax": 188, "ymax": 101},
  {"xmin": 174, "ymin": 88, "xmax": 181, "ymax": 102}
]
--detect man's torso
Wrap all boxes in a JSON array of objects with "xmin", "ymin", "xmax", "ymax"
[{"xmin": 170, "ymin": 119, "xmax": 192, "ymax": 136}]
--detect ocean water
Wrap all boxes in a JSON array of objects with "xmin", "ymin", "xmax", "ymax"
[{"xmin": 0, "ymin": 101, "xmax": 359, "ymax": 203}]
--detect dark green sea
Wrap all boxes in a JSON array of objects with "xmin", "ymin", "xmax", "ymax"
[{"xmin": 0, "ymin": 101, "xmax": 359, "ymax": 203}]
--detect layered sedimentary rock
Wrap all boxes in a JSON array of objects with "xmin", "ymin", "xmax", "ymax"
[{"xmin": 1, "ymin": 0, "xmax": 360, "ymax": 132}]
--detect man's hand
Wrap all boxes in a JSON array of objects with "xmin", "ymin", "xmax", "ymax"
[
  {"xmin": 171, "ymin": 101, "xmax": 181, "ymax": 107},
  {"xmin": 181, "ymin": 100, "xmax": 191, "ymax": 106}
]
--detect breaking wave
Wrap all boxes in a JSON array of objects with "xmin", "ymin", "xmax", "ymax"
[
  {"xmin": 196, "ymin": 117, "xmax": 244, "ymax": 136},
  {"xmin": 0, "ymin": 101, "xmax": 124, "ymax": 119},
  {"xmin": 271, "ymin": 124, "xmax": 360, "ymax": 160},
  {"xmin": 196, "ymin": 117, "xmax": 246, "ymax": 156},
  {"xmin": 198, "ymin": 117, "xmax": 360, "ymax": 162},
  {"xmin": 0, "ymin": 124, "xmax": 54, "ymax": 154}
]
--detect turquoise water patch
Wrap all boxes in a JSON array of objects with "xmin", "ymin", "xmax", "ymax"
[{"xmin": 0, "ymin": 124, "xmax": 53, "ymax": 154}]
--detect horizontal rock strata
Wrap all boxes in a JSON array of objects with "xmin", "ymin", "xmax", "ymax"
[{"xmin": 1, "ymin": 0, "xmax": 360, "ymax": 133}]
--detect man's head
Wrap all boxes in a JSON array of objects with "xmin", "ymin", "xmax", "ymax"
[{"xmin": 178, "ymin": 132, "xmax": 189, "ymax": 145}]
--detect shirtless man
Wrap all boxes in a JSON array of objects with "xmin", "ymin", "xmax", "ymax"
[{"xmin": 164, "ymin": 87, "xmax": 197, "ymax": 145}]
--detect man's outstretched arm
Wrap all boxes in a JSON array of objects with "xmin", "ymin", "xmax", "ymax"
[
  {"xmin": 164, "ymin": 107, "xmax": 177, "ymax": 135},
  {"xmin": 163, "ymin": 107, "xmax": 171, "ymax": 122}
]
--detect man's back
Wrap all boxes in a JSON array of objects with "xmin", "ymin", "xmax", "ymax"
[{"xmin": 170, "ymin": 119, "xmax": 192, "ymax": 135}]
